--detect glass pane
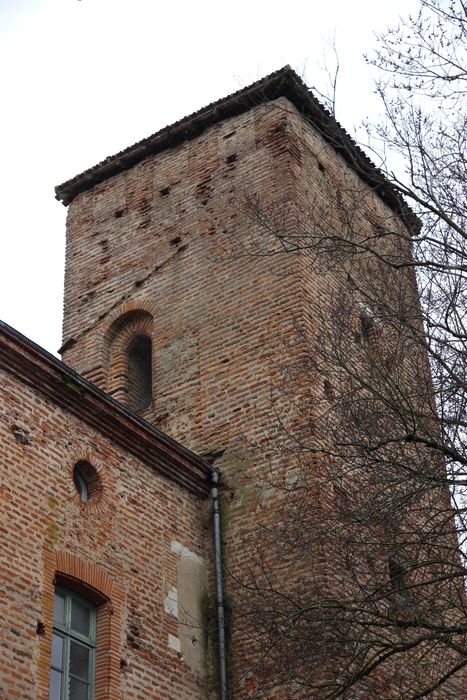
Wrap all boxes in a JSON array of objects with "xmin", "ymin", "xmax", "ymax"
[
  {"xmin": 71, "ymin": 598, "xmax": 91, "ymax": 637},
  {"xmin": 69, "ymin": 640, "xmax": 90, "ymax": 681},
  {"xmin": 73, "ymin": 471, "xmax": 88, "ymax": 502},
  {"xmin": 69, "ymin": 677, "xmax": 89, "ymax": 700},
  {"xmin": 51, "ymin": 633, "xmax": 63, "ymax": 670},
  {"xmin": 48, "ymin": 669, "xmax": 62, "ymax": 700},
  {"xmin": 53, "ymin": 592, "xmax": 65, "ymax": 624}
]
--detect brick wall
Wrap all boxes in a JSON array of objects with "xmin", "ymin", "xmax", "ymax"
[{"xmin": 0, "ymin": 366, "xmax": 208, "ymax": 699}]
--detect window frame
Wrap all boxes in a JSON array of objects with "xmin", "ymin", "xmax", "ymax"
[{"xmin": 49, "ymin": 587, "xmax": 96, "ymax": 700}]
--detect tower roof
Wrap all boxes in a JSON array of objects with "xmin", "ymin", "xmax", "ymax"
[{"xmin": 55, "ymin": 66, "xmax": 418, "ymax": 230}]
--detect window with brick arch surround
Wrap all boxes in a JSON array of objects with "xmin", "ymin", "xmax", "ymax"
[
  {"xmin": 127, "ymin": 334, "xmax": 152, "ymax": 411},
  {"xmin": 105, "ymin": 309, "xmax": 154, "ymax": 410},
  {"xmin": 49, "ymin": 588, "xmax": 96, "ymax": 700}
]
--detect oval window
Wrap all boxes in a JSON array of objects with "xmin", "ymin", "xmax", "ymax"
[{"xmin": 72, "ymin": 462, "xmax": 100, "ymax": 503}]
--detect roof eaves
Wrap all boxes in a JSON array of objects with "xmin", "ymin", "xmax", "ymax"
[
  {"xmin": 55, "ymin": 65, "xmax": 294, "ymax": 205},
  {"xmin": 55, "ymin": 65, "xmax": 419, "ymax": 232},
  {"xmin": 0, "ymin": 320, "xmax": 213, "ymax": 497}
]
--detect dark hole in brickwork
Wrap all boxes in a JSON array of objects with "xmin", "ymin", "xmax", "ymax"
[
  {"xmin": 12, "ymin": 426, "xmax": 30, "ymax": 445},
  {"xmin": 78, "ymin": 290, "xmax": 96, "ymax": 305},
  {"xmin": 333, "ymin": 484, "xmax": 351, "ymax": 519},
  {"xmin": 127, "ymin": 634, "xmax": 141, "ymax": 649},
  {"xmin": 137, "ymin": 219, "xmax": 151, "ymax": 230},
  {"xmin": 223, "ymin": 130, "xmax": 236, "ymax": 139},
  {"xmin": 127, "ymin": 621, "xmax": 141, "ymax": 648},
  {"xmin": 196, "ymin": 177, "xmax": 213, "ymax": 205},
  {"xmin": 388, "ymin": 557, "xmax": 407, "ymax": 595},
  {"xmin": 128, "ymin": 623, "xmax": 140, "ymax": 638},
  {"xmin": 138, "ymin": 198, "xmax": 151, "ymax": 214},
  {"xmin": 318, "ymin": 161, "xmax": 326, "ymax": 173},
  {"xmin": 226, "ymin": 153, "xmax": 237, "ymax": 165},
  {"xmin": 374, "ymin": 223, "xmax": 388, "ymax": 237},
  {"xmin": 99, "ymin": 239, "xmax": 109, "ymax": 251},
  {"xmin": 160, "ymin": 187, "xmax": 170, "ymax": 197},
  {"xmin": 127, "ymin": 335, "xmax": 152, "ymax": 412},
  {"xmin": 324, "ymin": 380, "xmax": 334, "ymax": 400},
  {"xmin": 170, "ymin": 236, "xmax": 182, "ymax": 246},
  {"xmin": 360, "ymin": 312, "xmax": 376, "ymax": 343},
  {"xmin": 114, "ymin": 208, "xmax": 126, "ymax": 219}
]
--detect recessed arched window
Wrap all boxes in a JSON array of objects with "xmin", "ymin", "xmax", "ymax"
[
  {"xmin": 105, "ymin": 309, "xmax": 154, "ymax": 408},
  {"xmin": 127, "ymin": 335, "xmax": 153, "ymax": 412}
]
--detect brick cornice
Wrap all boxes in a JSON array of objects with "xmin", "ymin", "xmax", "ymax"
[
  {"xmin": 55, "ymin": 65, "xmax": 419, "ymax": 232},
  {"xmin": 0, "ymin": 320, "xmax": 213, "ymax": 497}
]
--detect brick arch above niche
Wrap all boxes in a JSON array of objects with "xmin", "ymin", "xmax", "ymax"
[
  {"xmin": 104, "ymin": 307, "xmax": 154, "ymax": 408},
  {"xmin": 54, "ymin": 550, "xmax": 114, "ymax": 599},
  {"xmin": 105, "ymin": 300, "xmax": 157, "ymax": 332}
]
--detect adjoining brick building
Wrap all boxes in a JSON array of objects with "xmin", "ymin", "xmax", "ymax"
[
  {"xmin": 0, "ymin": 320, "xmax": 215, "ymax": 699},
  {"xmin": 1, "ymin": 67, "xmax": 464, "ymax": 698}
]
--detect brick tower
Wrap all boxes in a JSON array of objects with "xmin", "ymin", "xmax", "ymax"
[{"xmin": 55, "ymin": 68, "xmax": 463, "ymax": 697}]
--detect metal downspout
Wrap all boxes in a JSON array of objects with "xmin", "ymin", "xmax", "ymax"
[{"xmin": 211, "ymin": 470, "xmax": 228, "ymax": 700}]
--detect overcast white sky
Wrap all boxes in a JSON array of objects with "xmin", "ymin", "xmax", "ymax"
[{"xmin": 0, "ymin": 0, "xmax": 418, "ymax": 355}]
